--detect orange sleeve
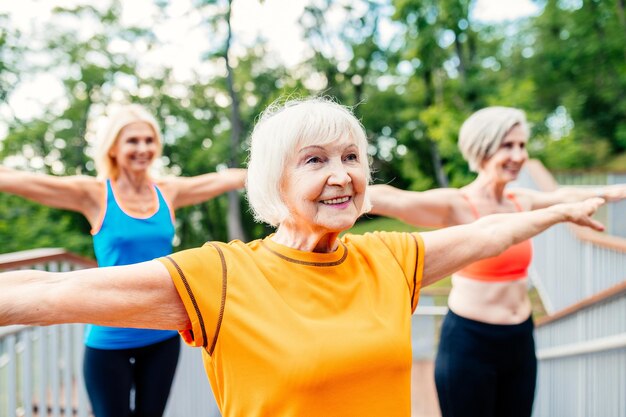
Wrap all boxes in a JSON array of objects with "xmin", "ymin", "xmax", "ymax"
[
  {"xmin": 372, "ymin": 231, "xmax": 425, "ymax": 312},
  {"xmin": 157, "ymin": 244, "xmax": 225, "ymax": 349},
  {"xmin": 409, "ymin": 233, "xmax": 425, "ymax": 312}
]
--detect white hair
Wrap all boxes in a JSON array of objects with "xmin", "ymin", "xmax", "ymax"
[
  {"xmin": 246, "ymin": 97, "xmax": 372, "ymax": 227},
  {"xmin": 458, "ymin": 106, "xmax": 529, "ymax": 172},
  {"xmin": 94, "ymin": 104, "xmax": 162, "ymax": 180}
]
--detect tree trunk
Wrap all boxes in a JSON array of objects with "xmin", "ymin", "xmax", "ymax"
[
  {"xmin": 224, "ymin": 0, "xmax": 246, "ymax": 241},
  {"xmin": 422, "ymin": 69, "xmax": 449, "ymax": 187},
  {"xmin": 616, "ymin": 0, "xmax": 626, "ymax": 59},
  {"xmin": 429, "ymin": 138, "xmax": 448, "ymax": 188}
]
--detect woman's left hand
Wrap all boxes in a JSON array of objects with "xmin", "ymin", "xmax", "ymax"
[{"xmin": 598, "ymin": 184, "xmax": 626, "ymax": 203}]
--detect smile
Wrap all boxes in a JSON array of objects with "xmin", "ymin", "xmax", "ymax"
[{"xmin": 321, "ymin": 196, "xmax": 351, "ymax": 205}]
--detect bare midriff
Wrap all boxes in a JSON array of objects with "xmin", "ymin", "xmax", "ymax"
[{"xmin": 448, "ymin": 274, "xmax": 532, "ymax": 324}]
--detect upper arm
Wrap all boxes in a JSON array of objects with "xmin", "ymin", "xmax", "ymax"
[
  {"xmin": 0, "ymin": 168, "xmax": 100, "ymax": 215},
  {"xmin": 51, "ymin": 260, "xmax": 190, "ymax": 330},
  {"xmin": 368, "ymin": 185, "xmax": 463, "ymax": 227},
  {"xmin": 163, "ymin": 168, "xmax": 247, "ymax": 209}
]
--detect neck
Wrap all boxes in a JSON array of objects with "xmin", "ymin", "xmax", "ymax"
[
  {"xmin": 466, "ymin": 173, "xmax": 509, "ymax": 202},
  {"xmin": 116, "ymin": 169, "xmax": 151, "ymax": 194},
  {"xmin": 272, "ymin": 225, "xmax": 341, "ymax": 253}
]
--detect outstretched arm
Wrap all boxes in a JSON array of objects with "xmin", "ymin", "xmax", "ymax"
[
  {"xmin": 512, "ymin": 184, "xmax": 626, "ymax": 210},
  {"xmin": 368, "ymin": 184, "xmax": 463, "ymax": 227},
  {"xmin": 420, "ymin": 197, "xmax": 605, "ymax": 286},
  {"xmin": 0, "ymin": 165, "xmax": 100, "ymax": 219},
  {"xmin": 0, "ymin": 260, "xmax": 190, "ymax": 330},
  {"xmin": 163, "ymin": 168, "xmax": 247, "ymax": 209}
]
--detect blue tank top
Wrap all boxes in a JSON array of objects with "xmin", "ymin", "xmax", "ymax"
[{"xmin": 85, "ymin": 179, "xmax": 177, "ymax": 349}]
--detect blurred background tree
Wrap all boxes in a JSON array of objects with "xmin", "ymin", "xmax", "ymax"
[{"xmin": 1, "ymin": 0, "xmax": 625, "ymax": 256}]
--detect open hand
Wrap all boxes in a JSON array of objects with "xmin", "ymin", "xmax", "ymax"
[
  {"xmin": 600, "ymin": 184, "xmax": 626, "ymax": 203},
  {"xmin": 558, "ymin": 197, "xmax": 606, "ymax": 231}
]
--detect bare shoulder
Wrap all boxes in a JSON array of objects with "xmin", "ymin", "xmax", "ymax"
[{"xmin": 153, "ymin": 176, "xmax": 179, "ymax": 202}]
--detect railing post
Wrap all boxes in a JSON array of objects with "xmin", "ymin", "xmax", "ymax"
[
  {"xmin": 22, "ymin": 328, "xmax": 33, "ymax": 417},
  {"xmin": 7, "ymin": 334, "xmax": 17, "ymax": 417}
]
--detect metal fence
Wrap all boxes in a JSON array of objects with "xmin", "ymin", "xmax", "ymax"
[{"xmin": 517, "ymin": 161, "xmax": 626, "ymax": 417}]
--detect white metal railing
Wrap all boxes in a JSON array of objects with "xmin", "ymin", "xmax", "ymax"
[{"xmin": 516, "ymin": 161, "xmax": 626, "ymax": 417}]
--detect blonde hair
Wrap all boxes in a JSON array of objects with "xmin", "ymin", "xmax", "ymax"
[
  {"xmin": 246, "ymin": 97, "xmax": 372, "ymax": 227},
  {"xmin": 458, "ymin": 106, "xmax": 529, "ymax": 172},
  {"xmin": 94, "ymin": 104, "xmax": 162, "ymax": 179}
]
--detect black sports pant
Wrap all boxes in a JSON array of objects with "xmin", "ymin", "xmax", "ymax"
[
  {"xmin": 83, "ymin": 335, "xmax": 180, "ymax": 417},
  {"xmin": 434, "ymin": 309, "xmax": 537, "ymax": 417}
]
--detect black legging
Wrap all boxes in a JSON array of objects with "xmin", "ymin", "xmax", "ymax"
[
  {"xmin": 434, "ymin": 309, "xmax": 537, "ymax": 417},
  {"xmin": 83, "ymin": 335, "xmax": 181, "ymax": 417}
]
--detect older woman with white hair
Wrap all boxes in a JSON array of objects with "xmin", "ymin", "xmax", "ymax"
[
  {"xmin": 0, "ymin": 103, "xmax": 246, "ymax": 417},
  {"xmin": 0, "ymin": 99, "xmax": 608, "ymax": 417},
  {"xmin": 368, "ymin": 106, "xmax": 626, "ymax": 417}
]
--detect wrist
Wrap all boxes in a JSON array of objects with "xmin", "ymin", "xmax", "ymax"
[
  {"xmin": 547, "ymin": 204, "xmax": 570, "ymax": 223},
  {"xmin": 594, "ymin": 188, "xmax": 605, "ymax": 199}
]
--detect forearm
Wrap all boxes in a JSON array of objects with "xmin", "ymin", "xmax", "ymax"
[
  {"xmin": 0, "ymin": 263, "xmax": 189, "ymax": 330},
  {"xmin": 0, "ymin": 270, "xmax": 63, "ymax": 326},
  {"xmin": 475, "ymin": 206, "xmax": 567, "ymax": 257},
  {"xmin": 553, "ymin": 187, "xmax": 598, "ymax": 203},
  {"xmin": 170, "ymin": 168, "xmax": 247, "ymax": 208},
  {"xmin": 422, "ymin": 198, "xmax": 604, "ymax": 284},
  {"xmin": 368, "ymin": 185, "xmax": 403, "ymax": 216},
  {"xmin": 219, "ymin": 168, "xmax": 247, "ymax": 191},
  {"xmin": 0, "ymin": 165, "xmax": 16, "ymax": 191}
]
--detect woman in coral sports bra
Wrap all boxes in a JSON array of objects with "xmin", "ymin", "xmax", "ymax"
[
  {"xmin": 0, "ymin": 104, "xmax": 246, "ymax": 417},
  {"xmin": 368, "ymin": 106, "xmax": 626, "ymax": 417}
]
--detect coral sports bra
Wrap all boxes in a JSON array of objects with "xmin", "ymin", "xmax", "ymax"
[{"xmin": 457, "ymin": 192, "xmax": 533, "ymax": 282}]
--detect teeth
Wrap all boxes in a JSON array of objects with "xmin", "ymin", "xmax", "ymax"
[{"xmin": 322, "ymin": 196, "xmax": 350, "ymax": 205}]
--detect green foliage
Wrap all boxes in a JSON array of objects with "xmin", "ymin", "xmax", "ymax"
[
  {"xmin": 1, "ymin": 0, "xmax": 625, "ymax": 256},
  {"xmin": 0, "ymin": 194, "xmax": 93, "ymax": 255}
]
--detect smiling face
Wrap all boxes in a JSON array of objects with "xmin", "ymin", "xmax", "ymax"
[
  {"xmin": 478, "ymin": 124, "xmax": 528, "ymax": 183},
  {"xmin": 109, "ymin": 122, "xmax": 159, "ymax": 175},
  {"xmin": 279, "ymin": 134, "xmax": 368, "ymax": 236}
]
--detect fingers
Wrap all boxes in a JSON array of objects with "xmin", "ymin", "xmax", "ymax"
[
  {"xmin": 578, "ymin": 197, "xmax": 605, "ymax": 231},
  {"xmin": 586, "ymin": 197, "xmax": 606, "ymax": 213},
  {"xmin": 586, "ymin": 218, "xmax": 605, "ymax": 232}
]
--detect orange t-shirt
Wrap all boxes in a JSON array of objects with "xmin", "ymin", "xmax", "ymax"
[{"xmin": 158, "ymin": 231, "xmax": 424, "ymax": 417}]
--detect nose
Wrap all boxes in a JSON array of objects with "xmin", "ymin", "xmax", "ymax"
[
  {"xmin": 327, "ymin": 159, "xmax": 351, "ymax": 186},
  {"xmin": 511, "ymin": 146, "xmax": 527, "ymax": 162},
  {"xmin": 137, "ymin": 140, "xmax": 149, "ymax": 153}
]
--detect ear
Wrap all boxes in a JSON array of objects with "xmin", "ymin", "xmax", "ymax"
[{"xmin": 109, "ymin": 142, "xmax": 118, "ymax": 158}]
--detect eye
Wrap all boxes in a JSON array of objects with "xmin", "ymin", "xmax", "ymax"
[
  {"xmin": 519, "ymin": 142, "xmax": 526, "ymax": 149},
  {"xmin": 305, "ymin": 156, "xmax": 322, "ymax": 164},
  {"xmin": 502, "ymin": 142, "xmax": 513, "ymax": 149},
  {"xmin": 145, "ymin": 137, "xmax": 154, "ymax": 144},
  {"xmin": 127, "ymin": 137, "xmax": 139, "ymax": 144},
  {"xmin": 344, "ymin": 152, "xmax": 359, "ymax": 162}
]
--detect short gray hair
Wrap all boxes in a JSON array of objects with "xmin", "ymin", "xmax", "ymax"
[
  {"xmin": 246, "ymin": 97, "xmax": 371, "ymax": 226},
  {"xmin": 458, "ymin": 106, "xmax": 529, "ymax": 172}
]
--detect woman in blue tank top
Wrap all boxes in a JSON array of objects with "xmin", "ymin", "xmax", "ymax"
[{"xmin": 0, "ymin": 104, "xmax": 246, "ymax": 417}]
